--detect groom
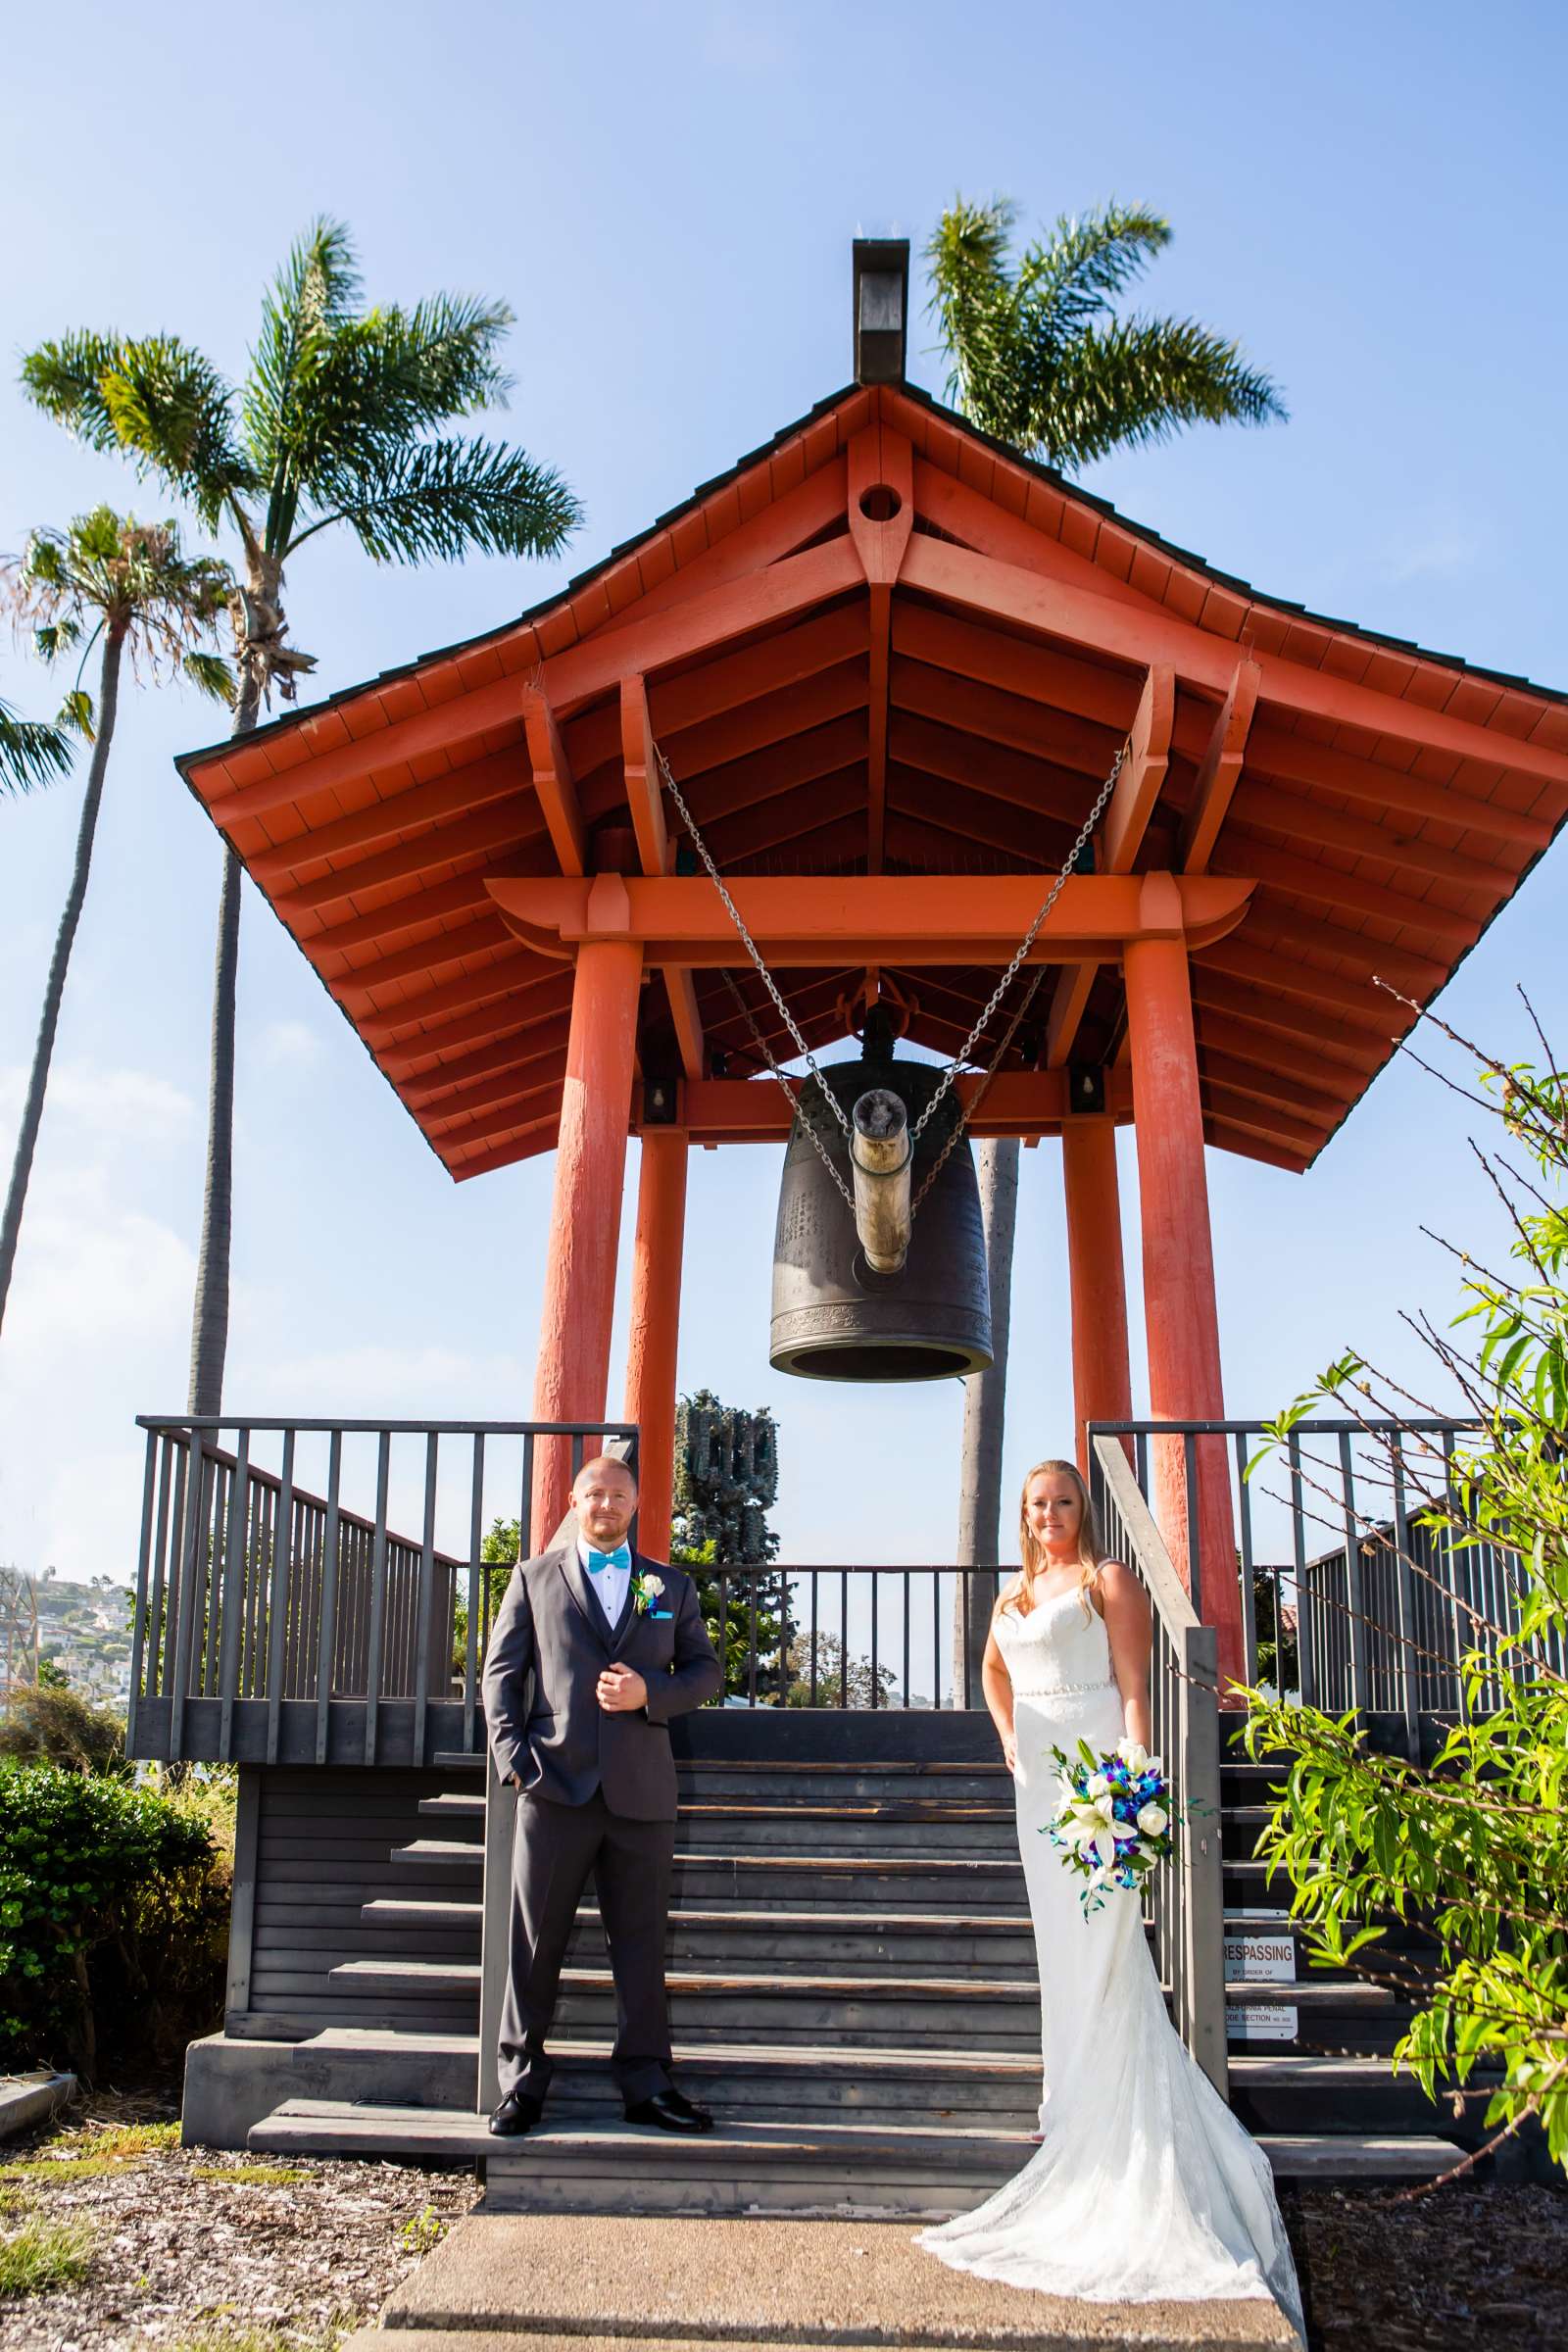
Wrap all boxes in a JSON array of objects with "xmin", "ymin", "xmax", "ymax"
[{"xmin": 480, "ymin": 1452, "xmax": 723, "ymax": 2137}]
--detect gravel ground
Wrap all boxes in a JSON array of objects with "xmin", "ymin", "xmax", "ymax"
[
  {"xmin": 3, "ymin": 2096, "xmax": 1565, "ymax": 2352},
  {"xmin": 0, "ymin": 2094, "xmax": 475, "ymax": 2352}
]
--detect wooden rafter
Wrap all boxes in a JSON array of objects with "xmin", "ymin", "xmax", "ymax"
[
  {"xmin": 274, "ymin": 807, "xmax": 543, "ymax": 921},
  {"xmin": 1189, "ymin": 971, "xmax": 1388, "ymax": 1071},
  {"xmin": 1210, "ymin": 829, "xmax": 1477, "ymax": 947},
  {"xmin": 329, "ymin": 915, "xmax": 514, "ymax": 1001},
  {"xmin": 681, "ymin": 711, "xmax": 869, "ymax": 828},
  {"xmin": 1228, "ymin": 778, "xmax": 1512, "ymax": 898},
  {"xmin": 522, "ymin": 689, "xmax": 587, "ymax": 876},
  {"xmin": 1196, "ymin": 938, "xmax": 1404, "ymax": 1030},
  {"xmin": 1046, "ymin": 665, "xmax": 1172, "ymax": 1068},
  {"xmin": 379, "ymin": 971, "xmax": 575, "ymax": 1076},
  {"xmin": 847, "ymin": 424, "xmax": 913, "ymax": 869},
  {"xmin": 1180, "ymin": 662, "xmax": 1259, "ymax": 873},
  {"xmin": 359, "ymin": 950, "xmax": 552, "ymax": 1046},
  {"xmin": 888, "ymin": 710, "xmax": 1086, "ymax": 824},
  {"xmin": 662, "ymin": 659, "xmax": 867, "ymax": 782},
  {"xmin": 1247, "ymin": 719, "xmax": 1555, "ymax": 849},
  {"xmin": 651, "ymin": 606, "xmax": 870, "ymax": 736},
  {"xmin": 247, "ymin": 746, "xmax": 527, "ymax": 886},
  {"xmin": 402, "ymin": 1015, "xmax": 573, "ymax": 1107}
]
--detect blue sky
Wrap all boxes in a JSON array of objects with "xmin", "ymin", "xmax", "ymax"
[{"xmin": 2, "ymin": 0, "xmax": 1565, "ymax": 1584}]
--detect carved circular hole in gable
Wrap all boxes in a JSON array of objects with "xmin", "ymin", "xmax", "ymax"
[{"xmin": 858, "ymin": 484, "xmax": 903, "ymax": 522}]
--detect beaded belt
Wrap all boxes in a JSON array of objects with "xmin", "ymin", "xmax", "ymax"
[{"xmin": 1012, "ymin": 1678, "xmax": 1115, "ymax": 1700}]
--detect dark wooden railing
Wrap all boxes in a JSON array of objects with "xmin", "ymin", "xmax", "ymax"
[
  {"xmin": 1088, "ymin": 1433, "xmax": 1227, "ymax": 2097},
  {"xmin": 1091, "ymin": 1415, "xmax": 1560, "ymax": 1754},
  {"xmin": 128, "ymin": 1417, "xmax": 635, "ymax": 1766}
]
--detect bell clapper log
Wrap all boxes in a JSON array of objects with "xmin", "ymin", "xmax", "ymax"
[{"xmin": 850, "ymin": 1088, "xmax": 912, "ymax": 1272}]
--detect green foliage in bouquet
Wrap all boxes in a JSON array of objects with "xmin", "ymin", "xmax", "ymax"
[{"xmin": 1243, "ymin": 998, "xmax": 1568, "ymax": 2172}]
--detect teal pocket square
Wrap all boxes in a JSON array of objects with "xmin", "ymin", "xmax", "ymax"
[{"xmin": 651, "ymin": 1609, "xmax": 673, "ymax": 1619}]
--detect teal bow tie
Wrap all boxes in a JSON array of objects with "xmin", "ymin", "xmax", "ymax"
[{"xmin": 586, "ymin": 1544, "xmax": 630, "ymax": 1576}]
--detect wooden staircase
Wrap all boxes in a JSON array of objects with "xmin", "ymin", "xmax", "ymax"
[{"xmin": 245, "ymin": 1749, "xmax": 1461, "ymax": 2210}]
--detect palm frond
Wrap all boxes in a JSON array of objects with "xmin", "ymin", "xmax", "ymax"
[
  {"xmin": 0, "ymin": 698, "xmax": 74, "ymax": 796},
  {"xmin": 243, "ymin": 216, "xmax": 364, "ymax": 501},
  {"xmin": 1, "ymin": 509, "xmax": 235, "ymax": 691},
  {"xmin": 20, "ymin": 331, "xmax": 129, "ymax": 451},
  {"xmin": 269, "ymin": 293, "xmax": 517, "ymax": 519},
  {"xmin": 182, "ymin": 649, "xmax": 237, "ymax": 705},
  {"xmin": 1013, "ymin": 204, "xmax": 1171, "ymax": 338},
  {"xmin": 22, "ymin": 334, "xmax": 253, "ymax": 529},
  {"xmin": 58, "ymin": 688, "xmax": 95, "ymax": 741},
  {"xmin": 1040, "ymin": 317, "xmax": 1288, "ymax": 466},
  {"xmin": 300, "ymin": 435, "xmax": 583, "ymax": 564},
  {"xmin": 923, "ymin": 198, "xmax": 1023, "ymax": 426}
]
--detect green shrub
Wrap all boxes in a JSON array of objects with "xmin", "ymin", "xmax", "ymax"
[
  {"xmin": 0, "ymin": 1761, "xmax": 230, "ymax": 2078},
  {"xmin": 0, "ymin": 1681, "xmax": 127, "ymax": 1775}
]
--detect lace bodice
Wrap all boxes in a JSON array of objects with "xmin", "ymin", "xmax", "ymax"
[{"xmin": 994, "ymin": 1579, "xmax": 1114, "ymax": 1698}]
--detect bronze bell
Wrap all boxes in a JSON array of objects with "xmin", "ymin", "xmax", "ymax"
[{"xmin": 769, "ymin": 1012, "xmax": 994, "ymax": 1382}]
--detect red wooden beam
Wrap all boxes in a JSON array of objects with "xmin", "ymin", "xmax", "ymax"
[
  {"xmin": 329, "ymin": 913, "xmax": 513, "ymax": 1002},
  {"xmin": 900, "ymin": 531, "xmax": 1568, "ymax": 794},
  {"xmin": 888, "ymin": 710, "xmax": 1087, "ymax": 824},
  {"xmin": 1210, "ymin": 829, "xmax": 1477, "ymax": 948},
  {"xmin": 680, "ymin": 711, "xmax": 869, "ymax": 828},
  {"xmin": 274, "ymin": 805, "xmax": 540, "ymax": 921},
  {"xmin": 1047, "ymin": 665, "xmax": 1172, "ymax": 1067},
  {"xmin": 522, "ymin": 689, "xmax": 587, "ymax": 876},
  {"xmin": 1192, "ymin": 1006, "xmax": 1377, "ymax": 1101},
  {"xmin": 539, "ymin": 536, "xmax": 863, "ymax": 715},
  {"xmin": 704, "ymin": 768, "xmax": 863, "ymax": 864},
  {"xmin": 662, "ymin": 1067, "xmax": 1134, "ymax": 1144},
  {"xmin": 247, "ymin": 746, "xmax": 527, "ymax": 887},
  {"xmin": 1180, "ymin": 662, "xmax": 1259, "ymax": 873},
  {"xmin": 661, "ymin": 659, "xmax": 866, "ymax": 782},
  {"xmin": 1228, "ymin": 779, "xmax": 1512, "ymax": 898},
  {"xmin": 379, "ymin": 970, "xmax": 576, "ymax": 1076},
  {"xmin": 1189, "ymin": 970, "xmax": 1388, "ymax": 1072},
  {"xmin": 1247, "ymin": 719, "xmax": 1555, "ymax": 850},
  {"xmin": 486, "ymin": 871, "xmax": 1253, "ymax": 968},
  {"xmin": 1195, "ymin": 938, "xmax": 1405, "ymax": 1031},
  {"xmin": 889, "ymin": 655, "xmax": 1120, "ymax": 780},
  {"xmin": 360, "ymin": 949, "xmax": 556, "ymax": 1047},
  {"xmin": 847, "ymin": 424, "xmax": 913, "ymax": 870},
  {"xmin": 619, "ymin": 674, "xmax": 669, "ymax": 878},
  {"xmin": 650, "ymin": 607, "xmax": 870, "ymax": 736},
  {"xmin": 402, "ymin": 1014, "xmax": 574, "ymax": 1107},
  {"xmin": 622, "ymin": 457, "xmax": 848, "ymax": 626}
]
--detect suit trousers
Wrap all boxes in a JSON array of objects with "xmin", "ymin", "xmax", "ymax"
[{"xmin": 497, "ymin": 1788, "xmax": 676, "ymax": 2105}]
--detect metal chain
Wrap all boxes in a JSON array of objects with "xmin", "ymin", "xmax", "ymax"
[
  {"xmin": 656, "ymin": 733, "xmax": 1128, "ymax": 1230},
  {"xmin": 657, "ymin": 746, "xmax": 855, "ymax": 1144}
]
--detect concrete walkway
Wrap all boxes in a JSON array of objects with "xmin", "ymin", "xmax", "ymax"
[{"xmin": 344, "ymin": 2214, "xmax": 1301, "ymax": 2351}]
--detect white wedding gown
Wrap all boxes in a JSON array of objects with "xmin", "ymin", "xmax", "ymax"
[{"xmin": 918, "ymin": 1584, "xmax": 1303, "ymax": 2338}]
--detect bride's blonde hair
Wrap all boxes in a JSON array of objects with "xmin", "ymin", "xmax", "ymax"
[{"xmin": 1000, "ymin": 1457, "xmax": 1104, "ymax": 1620}]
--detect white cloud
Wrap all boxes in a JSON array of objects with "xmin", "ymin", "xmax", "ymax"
[{"xmin": 0, "ymin": 1058, "xmax": 193, "ymax": 1143}]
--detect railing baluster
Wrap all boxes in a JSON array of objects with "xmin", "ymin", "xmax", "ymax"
[
  {"xmin": 747, "ymin": 1576, "xmax": 759, "ymax": 1707},
  {"xmin": 264, "ymin": 1429, "xmax": 297, "ymax": 1766},
  {"xmin": 808, "ymin": 1572, "xmax": 818, "ymax": 1706},
  {"xmin": 364, "ymin": 1432, "xmax": 392, "ymax": 1766},
  {"xmin": 932, "ymin": 1569, "xmax": 941, "ymax": 1710},
  {"xmin": 466, "ymin": 1432, "xmax": 485, "ymax": 1753},
  {"xmin": 148, "ymin": 1435, "xmax": 176, "ymax": 1702},
  {"xmin": 1233, "ymin": 1431, "xmax": 1258, "ymax": 1689},
  {"xmin": 1390, "ymin": 1438, "xmax": 1420, "ymax": 1759},
  {"xmin": 1339, "ymin": 1433, "xmax": 1369, "ymax": 1716},
  {"xmin": 170, "ymin": 1435, "xmax": 210, "ymax": 1761},
  {"xmin": 217, "ymin": 1429, "xmax": 250, "ymax": 1761},
  {"xmin": 203, "ymin": 1459, "xmax": 229, "ymax": 1698},
  {"xmin": 902, "ymin": 1570, "xmax": 910, "ymax": 1709},
  {"xmin": 127, "ymin": 1428, "xmax": 159, "ymax": 1752},
  {"xmin": 840, "ymin": 1571, "xmax": 848, "ymax": 1710},
  {"xmin": 313, "ymin": 1430, "xmax": 344, "ymax": 1767},
  {"xmin": 870, "ymin": 1573, "xmax": 879, "ymax": 1710},
  {"xmin": 1288, "ymin": 1431, "xmax": 1313, "ymax": 1709},
  {"xmin": 1441, "ymin": 1429, "xmax": 1468, "ymax": 1724},
  {"xmin": 1183, "ymin": 1430, "xmax": 1201, "ymax": 1619},
  {"xmin": 414, "ymin": 1431, "xmax": 439, "ymax": 1767}
]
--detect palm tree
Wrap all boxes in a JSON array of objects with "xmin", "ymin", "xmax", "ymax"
[
  {"xmin": 0, "ymin": 509, "xmax": 233, "ymax": 1335},
  {"xmin": 23, "ymin": 220, "xmax": 583, "ymax": 1417},
  {"xmin": 0, "ymin": 696, "xmax": 73, "ymax": 797},
  {"xmin": 927, "ymin": 197, "xmax": 1286, "ymax": 1625}
]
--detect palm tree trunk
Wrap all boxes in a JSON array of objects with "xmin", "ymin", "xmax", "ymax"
[
  {"xmin": 0, "ymin": 630, "xmax": 123, "ymax": 1337},
  {"xmin": 953, "ymin": 1136, "xmax": 1020, "ymax": 1702},
  {"xmin": 185, "ymin": 678, "xmax": 260, "ymax": 1418}
]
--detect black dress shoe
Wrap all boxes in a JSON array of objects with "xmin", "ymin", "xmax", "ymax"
[
  {"xmin": 488, "ymin": 2086, "xmax": 545, "ymax": 2137},
  {"xmin": 623, "ymin": 2086, "xmax": 715, "ymax": 2134}
]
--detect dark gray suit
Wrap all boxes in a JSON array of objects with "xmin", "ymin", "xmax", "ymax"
[{"xmin": 481, "ymin": 1542, "xmax": 721, "ymax": 2103}]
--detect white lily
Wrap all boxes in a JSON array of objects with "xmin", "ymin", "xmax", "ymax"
[
  {"xmin": 1069, "ymin": 1789, "xmax": 1140, "ymax": 1870},
  {"xmin": 1085, "ymin": 1770, "xmax": 1110, "ymax": 1799},
  {"xmin": 1054, "ymin": 1770, "xmax": 1080, "ymax": 1818}
]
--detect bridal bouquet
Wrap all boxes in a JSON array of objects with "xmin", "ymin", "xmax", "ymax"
[{"xmin": 1048, "ymin": 1737, "xmax": 1173, "ymax": 1913}]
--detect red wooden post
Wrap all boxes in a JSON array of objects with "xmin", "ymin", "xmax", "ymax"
[
  {"xmin": 1123, "ymin": 880, "xmax": 1243, "ymax": 1693},
  {"xmin": 530, "ymin": 933, "xmax": 644, "ymax": 1547},
  {"xmin": 623, "ymin": 1127, "xmax": 689, "ymax": 1561},
  {"xmin": 1060, "ymin": 1117, "xmax": 1134, "ymax": 1476}
]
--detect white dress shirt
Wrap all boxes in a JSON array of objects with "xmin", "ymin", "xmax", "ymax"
[{"xmin": 577, "ymin": 1535, "xmax": 631, "ymax": 1630}]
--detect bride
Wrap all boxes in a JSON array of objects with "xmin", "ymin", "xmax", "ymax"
[{"xmin": 918, "ymin": 1458, "xmax": 1303, "ymax": 2337}]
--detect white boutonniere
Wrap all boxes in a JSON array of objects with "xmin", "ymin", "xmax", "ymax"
[{"xmin": 630, "ymin": 1569, "xmax": 664, "ymax": 1616}]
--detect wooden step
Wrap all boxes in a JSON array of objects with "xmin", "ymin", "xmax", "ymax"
[
  {"xmin": 329, "ymin": 1960, "xmax": 1040, "ymax": 2003},
  {"xmin": 248, "ymin": 2098, "xmax": 1462, "ymax": 2203},
  {"xmin": 419, "ymin": 1793, "xmax": 1016, "ymax": 1823},
  {"xmin": 287, "ymin": 2031, "xmax": 1044, "ymax": 2122},
  {"xmin": 1224, "ymin": 1979, "xmax": 1392, "ymax": 2007},
  {"xmin": 360, "ymin": 1899, "xmax": 1041, "ymax": 1971}
]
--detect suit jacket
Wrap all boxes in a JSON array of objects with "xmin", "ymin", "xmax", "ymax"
[{"xmin": 480, "ymin": 1544, "xmax": 722, "ymax": 1822}]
